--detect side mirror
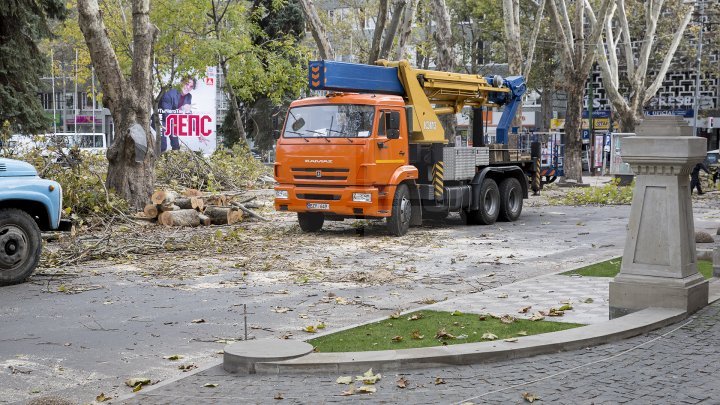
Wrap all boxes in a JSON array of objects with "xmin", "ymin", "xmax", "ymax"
[
  {"xmin": 273, "ymin": 129, "xmax": 281, "ymax": 140},
  {"xmin": 385, "ymin": 111, "xmax": 401, "ymax": 140},
  {"xmin": 292, "ymin": 117, "xmax": 305, "ymax": 132}
]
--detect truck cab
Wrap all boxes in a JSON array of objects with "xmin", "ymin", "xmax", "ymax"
[{"xmin": 0, "ymin": 158, "xmax": 67, "ymax": 286}]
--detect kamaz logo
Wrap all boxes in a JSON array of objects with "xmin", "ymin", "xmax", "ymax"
[{"xmin": 305, "ymin": 159, "xmax": 333, "ymax": 164}]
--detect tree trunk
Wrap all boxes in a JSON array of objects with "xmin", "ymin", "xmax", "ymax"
[
  {"xmin": 563, "ymin": 77, "xmax": 585, "ymax": 183},
  {"xmin": 395, "ymin": 0, "xmax": 417, "ymax": 60},
  {"xmin": 78, "ymin": 0, "xmax": 157, "ymax": 210},
  {"xmin": 298, "ymin": 0, "xmax": 335, "ymax": 59},
  {"xmin": 220, "ymin": 62, "xmax": 248, "ymax": 147},
  {"xmin": 158, "ymin": 209, "xmax": 201, "ymax": 227},
  {"xmin": 378, "ymin": 0, "xmax": 407, "ymax": 60},
  {"xmin": 430, "ymin": 0, "xmax": 453, "ymax": 72},
  {"xmin": 204, "ymin": 206, "xmax": 242, "ymax": 225},
  {"xmin": 368, "ymin": 0, "xmax": 389, "ymax": 64}
]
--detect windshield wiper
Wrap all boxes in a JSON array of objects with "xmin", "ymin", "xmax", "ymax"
[
  {"xmin": 304, "ymin": 129, "xmax": 331, "ymax": 142},
  {"xmin": 283, "ymin": 130, "xmax": 310, "ymax": 142}
]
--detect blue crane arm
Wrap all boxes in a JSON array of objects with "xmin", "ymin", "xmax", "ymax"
[
  {"xmin": 490, "ymin": 76, "xmax": 526, "ymax": 145},
  {"xmin": 308, "ymin": 60, "xmax": 405, "ymax": 95}
]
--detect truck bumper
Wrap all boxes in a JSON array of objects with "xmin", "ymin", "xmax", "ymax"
[{"xmin": 274, "ymin": 185, "xmax": 393, "ymax": 218}]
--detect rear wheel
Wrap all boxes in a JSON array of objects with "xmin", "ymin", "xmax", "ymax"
[
  {"xmin": 475, "ymin": 178, "xmax": 500, "ymax": 225},
  {"xmin": 499, "ymin": 177, "xmax": 523, "ymax": 222},
  {"xmin": 0, "ymin": 209, "xmax": 42, "ymax": 286},
  {"xmin": 387, "ymin": 184, "xmax": 412, "ymax": 236},
  {"xmin": 298, "ymin": 212, "xmax": 324, "ymax": 232}
]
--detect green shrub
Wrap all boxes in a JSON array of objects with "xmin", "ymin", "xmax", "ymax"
[{"xmin": 551, "ymin": 179, "xmax": 634, "ymax": 206}]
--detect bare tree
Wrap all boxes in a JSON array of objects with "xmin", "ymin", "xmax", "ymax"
[
  {"xmin": 430, "ymin": 0, "xmax": 456, "ymax": 140},
  {"xmin": 594, "ymin": 0, "xmax": 693, "ymax": 132},
  {"xmin": 547, "ymin": 0, "xmax": 613, "ymax": 182},
  {"xmin": 395, "ymin": 0, "xmax": 418, "ymax": 60},
  {"xmin": 298, "ymin": 0, "xmax": 335, "ymax": 59},
  {"xmin": 78, "ymin": 0, "xmax": 157, "ymax": 209},
  {"xmin": 378, "ymin": 0, "xmax": 407, "ymax": 60},
  {"xmin": 368, "ymin": 0, "xmax": 389, "ymax": 63}
]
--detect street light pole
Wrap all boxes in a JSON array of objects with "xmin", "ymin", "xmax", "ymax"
[{"xmin": 692, "ymin": 0, "xmax": 705, "ymax": 137}]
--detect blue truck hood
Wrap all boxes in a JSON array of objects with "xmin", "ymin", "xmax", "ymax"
[{"xmin": 0, "ymin": 158, "xmax": 38, "ymax": 177}]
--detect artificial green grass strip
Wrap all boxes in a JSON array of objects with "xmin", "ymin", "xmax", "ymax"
[
  {"xmin": 562, "ymin": 258, "xmax": 714, "ymax": 279},
  {"xmin": 308, "ymin": 310, "xmax": 583, "ymax": 353}
]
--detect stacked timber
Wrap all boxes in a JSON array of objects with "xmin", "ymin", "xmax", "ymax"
[{"xmin": 135, "ymin": 188, "xmax": 265, "ymax": 227}]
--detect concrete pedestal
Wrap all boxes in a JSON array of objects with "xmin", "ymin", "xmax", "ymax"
[
  {"xmin": 223, "ymin": 339, "xmax": 313, "ymax": 374},
  {"xmin": 609, "ymin": 116, "xmax": 709, "ymax": 319}
]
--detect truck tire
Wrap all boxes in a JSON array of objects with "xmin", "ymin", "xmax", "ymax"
[
  {"xmin": 298, "ymin": 212, "xmax": 324, "ymax": 232},
  {"xmin": 387, "ymin": 184, "xmax": 412, "ymax": 236},
  {"xmin": 0, "ymin": 208, "xmax": 42, "ymax": 286},
  {"xmin": 475, "ymin": 178, "xmax": 500, "ymax": 225},
  {"xmin": 499, "ymin": 177, "xmax": 523, "ymax": 222}
]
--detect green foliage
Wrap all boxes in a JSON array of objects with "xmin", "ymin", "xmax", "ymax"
[
  {"xmin": 1, "ymin": 140, "xmax": 127, "ymax": 221},
  {"xmin": 308, "ymin": 310, "xmax": 583, "ymax": 352},
  {"xmin": 0, "ymin": 0, "xmax": 66, "ymax": 133},
  {"xmin": 550, "ymin": 179, "xmax": 634, "ymax": 206},
  {"xmin": 155, "ymin": 145, "xmax": 269, "ymax": 191}
]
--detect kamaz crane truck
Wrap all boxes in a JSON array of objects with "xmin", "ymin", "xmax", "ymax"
[{"xmin": 273, "ymin": 60, "xmax": 563, "ymax": 236}]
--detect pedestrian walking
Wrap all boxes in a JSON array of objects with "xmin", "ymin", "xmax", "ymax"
[{"xmin": 690, "ymin": 162, "xmax": 710, "ymax": 195}]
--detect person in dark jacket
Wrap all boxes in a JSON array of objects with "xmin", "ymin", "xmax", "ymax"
[
  {"xmin": 159, "ymin": 76, "xmax": 196, "ymax": 152},
  {"xmin": 690, "ymin": 162, "xmax": 710, "ymax": 195}
]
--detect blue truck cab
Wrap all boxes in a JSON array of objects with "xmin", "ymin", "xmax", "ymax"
[{"xmin": 0, "ymin": 158, "xmax": 67, "ymax": 286}]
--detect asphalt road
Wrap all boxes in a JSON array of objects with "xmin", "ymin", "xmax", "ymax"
[{"xmin": 1, "ymin": 194, "xmax": 717, "ymax": 404}]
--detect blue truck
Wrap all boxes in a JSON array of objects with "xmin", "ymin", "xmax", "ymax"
[{"xmin": 0, "ymin": 158, "xmax": 68, "ymax": 286}]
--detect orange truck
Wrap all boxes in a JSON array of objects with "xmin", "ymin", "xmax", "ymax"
[{"xmin": 273, "ymin": 60, "xmax": 561, "ymax": 236}]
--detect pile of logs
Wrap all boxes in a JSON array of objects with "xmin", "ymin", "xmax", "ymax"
[{"xmin": 139, "ymin": 189, "xmax": 266, "ymax": 227}]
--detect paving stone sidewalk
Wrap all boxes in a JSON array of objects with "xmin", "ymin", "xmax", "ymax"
[{"xmin": 123, "ymin": 299, "xmax": 720, "ymax": 404}]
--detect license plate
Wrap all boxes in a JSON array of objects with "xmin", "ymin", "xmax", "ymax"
[{"xmin": 306, "ymin": 203, "xmax": 329, "ymax": 210}]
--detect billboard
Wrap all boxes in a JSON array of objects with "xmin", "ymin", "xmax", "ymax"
[{"xmin": 158, "ymin": 67, "xmax": 217, "ymax": 155}]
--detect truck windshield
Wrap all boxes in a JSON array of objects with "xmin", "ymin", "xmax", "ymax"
[{"xmin": 284, "ymin": 105, "xmax": 374, "ymax": 138}]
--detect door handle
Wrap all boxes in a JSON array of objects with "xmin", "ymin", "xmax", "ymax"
[{"xmin": 399, "ymin": 151, "xmax": 405, "ymax": 156}]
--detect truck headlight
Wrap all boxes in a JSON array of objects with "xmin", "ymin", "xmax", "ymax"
[
  {"xmin": 275, "ymin": 190, "xmax": 289, "ymax": 199},
  {"xmin": 352, "ymin": 193, "xmax": 372, "ymax": 203}
]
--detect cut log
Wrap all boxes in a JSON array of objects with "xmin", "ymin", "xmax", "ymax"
[
  {"xmin": 174, "ymin": 198, "xmax": 193, "ymax": 210},
  {"xmin": 157, "ymin": 209, "xmax": 201, "ymax": 227},
  {"xmin": 205, "ymin": 194, "xmax": 228, "ymax": 207},
  {"xmin": 204, "ymin": 206, "xmax": 242, "ymax": 225},
  {"xmin": 183, "ymin": 188, "xmax": 203, "ymax": 197},
  {"xmin": 159, "ymin": 203, "xmax": 180, "ymax": 212},
  {"xmin": 190, "ymin": 196, "xmax": 205, "ymax": 212},
  {"xmin": 198, "ymin": 213, "xmax": 212, "ymax": 226},
  {"xmin": 151, "ymin": 189, "xmax": 178, "ymax": 205},
  {"xmin": 230, "ymin": 202, "xmax": 269, "ymax": 222},
  {"xmin": 143, "ymin": 204, "xmax": 159, "ymax": 219}
]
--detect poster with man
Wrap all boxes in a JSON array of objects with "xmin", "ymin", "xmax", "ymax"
[{"xmin": 158, "ymin": 67, "xmax": 217, "ymax": 155}]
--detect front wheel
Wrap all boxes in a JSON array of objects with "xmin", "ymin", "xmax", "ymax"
[
  {"xmin": 387, "ymin": 184, "xmax": 412, "ymax": 236},
  {"xmin": 298, "ymin": 212, "xmax": 324, "ymax": 232},
  {"xmin": 0, "ymin": 208, "xmax": 42, "ymax": 286},
  {"xmin": 499, "ymin": 177, "xmax": 523, "ymax": 222},
  {"xmin": 475, "ymin": 178, "xmax": 500, "ymax": 225}
]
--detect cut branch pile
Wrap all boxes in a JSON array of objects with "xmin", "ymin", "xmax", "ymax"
[{"xmin": 137, "ymin": 188, "xmax": 268, "ymax": 227}]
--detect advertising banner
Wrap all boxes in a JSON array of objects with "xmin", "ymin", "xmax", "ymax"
[{"xmin": 159, "ymin": 67, "xmax": 217, "ymax": 154}]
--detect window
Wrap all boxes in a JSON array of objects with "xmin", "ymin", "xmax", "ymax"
[{"xmin": 284, "ymin": 105, "xmax": 375, "ymax": 138}]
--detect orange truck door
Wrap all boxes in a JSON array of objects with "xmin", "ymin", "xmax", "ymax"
[{"xmin": 375, "ymin": 109, "xmax": 407, "ymax": 185}]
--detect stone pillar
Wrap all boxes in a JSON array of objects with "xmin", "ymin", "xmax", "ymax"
[{"xmin": 609, "ymin": 116, "xmax": 709, "ymax": 319}]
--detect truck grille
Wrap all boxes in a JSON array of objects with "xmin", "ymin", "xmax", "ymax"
[
  {"xmin": 296, "ymin": 194, "xmax": 341, "ymax": 200},
  {"xmin": 292, "ymin": 167, "xmax": 349, "ymax": 181}
]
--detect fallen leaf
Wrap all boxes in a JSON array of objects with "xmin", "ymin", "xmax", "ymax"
[
  {"xmin": 204, "ymin": 383, "xmax": 219, "ymax": 388},
  {"xmin": 435, "ymin": 377, "xmax": 446, "ymax": 385},
  {"xmin": 272, "ymin": 307, "xmax": 290, "ymax": 313},
  {"xmin": 481, "ymin": 332, "xmax": 498, "ymax": 340},
  {"xmin": 435, "ymin": 328, "xmax": 456, "ymax": 340},
  {"xmin": 582, "ymin": 298, "xmax": 594, "ymax": 304},
  {"xmin": 303, "ymin": 325, "xmax": 317, "ymax": 333},
  {"xmin": 191, "ymin": 319, "xmax": 205, "ymax": 324},
  {"xmin": 389, "ymin": 311, "xmax": 401, "ymax": 319},
  {"xmin": 178, "ymin": 364, "xmax": 197, "ymax": 372},
  {"xmin": 274, "ymin": 392, "xmax": 284, "ymax": 400},
  {"xmin": 407, "ymin": 313, "xmax": 424, "ymax": 321},
  {"xmin": 504, "ymin": 337, "xmax": 519, "ymax": 342},
  {"xmin": 125, "ymin": 378, "xmax": 151, "ymax": 388},
  {"xmin": 357, "ymin": 386, "xmax": 376, "ymax": 394},
  {"xmin": 450, "ymin": 310, "xmax": 463, "ymax": 316},
  {"xmin": 530, "ymin": 312, "xmax": 545, "ymax": 321},
  {"xmin": 548, "ymin": 308, "xmax": 565, "ymax": 316},
  {"xmin": 397, "ymin": 377, "xmax": 408, "ymax": 388},
  {"xmin": 132, "ymin": 385, "xmax": 142, "ymax": 393},
  {"xmin": 317, "ymin": 323, "xmax": 326, "ymax": 330},
  {"xmin": 478, "ymin": 315, "xmax": 487, "ymax": 321},
  {"xmin": 497, "ymin": 292, "xmax": 508, "ymax": 299},
  {"xmin": 341, "ymin": 385, "xmax": 356, "ymax": 396},
  {"xmin": 391, "ymin": 335, "xmax": 403, "ymax": 342},
  {"xmin": 558, "ymin": 304, "xmax": 573, "ymax": 311},
  {"xmin": 57, "ymin": 284, "xmax": 66, "ymax": 293},
  {"xmin": 335, "ymin": 297, "xmax": 349, "ymax": 305},
  {"xmin": 485, "ymin": 273, "xmax": 495, "ymax": 277},
  {"xmin": 411, "ymin": 330, "xmax": 425, "ymax": 340},
  {"xmin": 518, "ymin": 306, "xmax": 532, "ymax": 314},
  {"xmin": 336, "ymin": 376, "xmax": 353, "ymax": 385},
  {"xmin": 95, "ymin": 393, "xmax": 111, "ymax": 402},
  {"xmin": 499, "ymin": 315, "xmax": 516, "ymax": 324},
  {"xmin": 164, "ymin": 355, "xmax": 183, "ymax": 361},
  {"xmin": 356, "ymin": 369, "xmax": 382, "ymax": 384},
  {"xmin": 517, "ymin": 331, "xmax": 528, "ymax": 336},
  {"xmin": 522, "ymin": 392, "xmax": 541, "ymax": 402}
]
